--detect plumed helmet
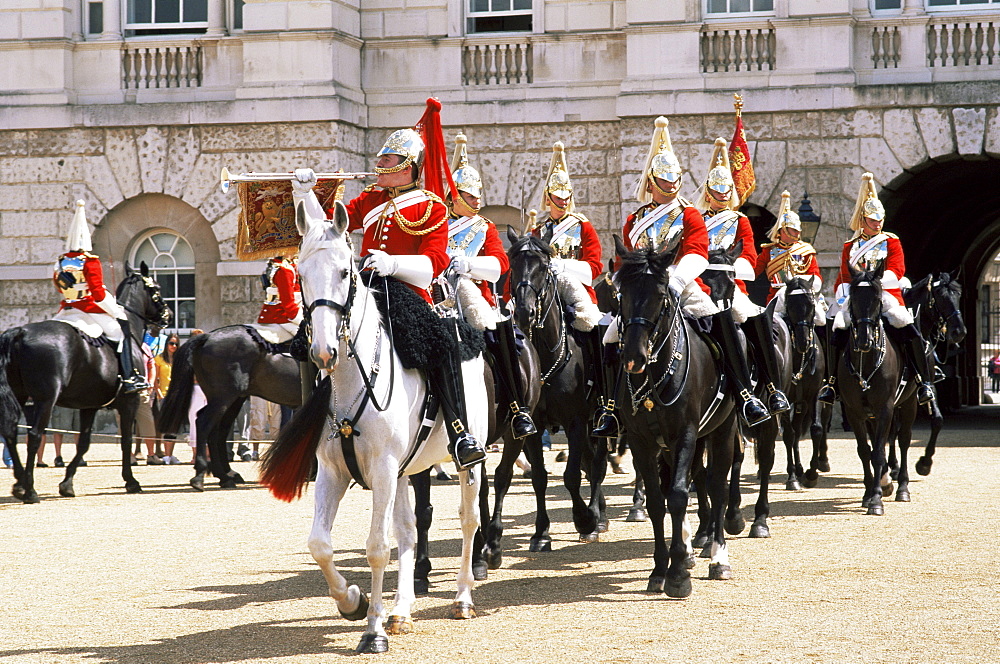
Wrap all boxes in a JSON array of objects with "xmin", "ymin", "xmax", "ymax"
[
  {"xmin": 849, "ymin": 172, "xmax": 885, "ymax": 233},
  {"xmin": 543, "ymin": 142, "xmax": 575, "ymax": 213},
  {"xmin": 634, "ymin": 116, "xmax": 683, "ymax": 204},
  {"xmin": 65, "ymin": 199, "xmax": 93, "ymax": 253},
  {"xmin": 375, "ymin": 128, "xmax": 425, "ymax": 174},
  {"xmin": 767, "ymin": 191, "xmax": 802, "ymax": 243},
  {"xmin": 450, "ymin": 133, "xmax": 483, "ymax": 200},
  {"xmin": 696, "ymin": 137, "xmax": 739, "ymax": 212}
]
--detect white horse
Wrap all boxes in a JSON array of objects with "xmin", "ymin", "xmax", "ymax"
[{"xmin": 260, "ymin": 201, "xmax": 488, "ymax": 654}]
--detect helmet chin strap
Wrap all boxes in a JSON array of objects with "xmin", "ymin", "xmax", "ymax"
[
  {"xmin": 648, "ymin": 175, "xmax": 680, "ymax": 199},
  {"xmin": 547, "ymin": 192, "xmax": 569, "ymax": 212},
  {"xmin": 375, "ymin": 154, "xmax": 415, "ymax": 175}
]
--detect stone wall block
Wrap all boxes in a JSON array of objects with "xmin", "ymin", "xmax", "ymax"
[
  {"xmin": 476, "ymin": 151, "xmax": 512, "ymax": 204},
  {"xmin": 666, "ymin": 115, "xmax": 708, "ymax": 143},
  {"xmin": 0, "ymin": 184, "xmax": 31, "ymax": 210},
  {"xmin": 201, "ymin": 125, "xmax": 279, "ymax": 153},
  {"xmin": 506, "ymin": 152, "xmax": 547, "ymax": 210},
  {"xmin": 276, "ymin": 122, "xmax": 338, "ymax": 150},
  {"xmin": 200, "ymin": 188, "xmax": 240, "ymax": 225},
  {"xmin": 882, "ymin": 109, "xmax": 927, "ymax": 169},
  {"xmin": 104, "ymin": 129, "xmax": 143, "ymax": 199},
  {"xmin": 839, "ymin": 165, "xmax": 867, "ymax": 201},
  {"xmin": 211, "ymin": 207, "xmax": 241, "ymax": 245},
  {"xmin": 218, "ymin": 237, "xmax": 237, "ymax": 261},
  {"xmin": 69, "ymin": 184, "xmax": 110, "ymax": 227},
  {"xmin": 805, "ymin": 168, "xmax": 842, "ymax": 196},
  {"xmin": 337, "ymin": 125, "xmax": 366, "ymax": 155},
  {"xmin": 749, "ymin": 140, "xmax": 787, "ymax": 206},
  {"xmin": 80, "ymin": 157, "xmax": 125, "ymax": 211},
  {"xmin": 28, "ymin": 128, "xmax": 104, "ymax": 156},
  {"xmin": 1, "ymin": 279, "xmax": 53, "ymax": 305},
  {"xmin": 915, "ymin": 108, "xmax": 955, "ymax": 159},
  {"xmin": 772, "ymin": 112, "xmax": 822, "ymax": 140},
  {"xmin": 983, "ymin": 107, "xmax": 1000, "ymax": 156},
  {"xmin": 462, "ymin": 125, "xmax": 525, "ymax": 152},
  {"xmin": 0, "ymin": 156, "xmax": 82, "ymax": 184},
  {"xmin": 136, "ymin": 127, "xmax": 168, "ymax": 194},
  {"xmin": 0, "ymin": 131, "xmax": 29, "ymax": 157},
  {"xmin": 821, "ymin": 109, "xmax": 882, "ymax": 138},
  {"xmin": 0, "ymin": 306, "xmax": 31, "ymax": 330},
  {"xmin": 27, "ymin": 183, "xmax": 75, "ymax": 209},
  {"xmin": 164, "ymin": 127, "xmax": 201, "ymax": 199},
  {"xmin": 307, "ymin": 148, "xmax": 365, "ymax": 174},
  {"xmin": 182, "ymin": 153, "xmax": 223, "ymax": 209},
  {"xmin": 786, "ymin": 138, "xmax": 858, "ymax": 168},
  {"xmin": 620, "ymin": 144, "xmax": 648, "ymax": 170},
  {"xmin": 859, "ymin": 138, "xmax": 903, "ymax": 187},
  {"xmin": 585, "ymin": 174, "xmax": 619, "ymax": 205},
  {"xmin": 29, "ymin": 237, "xmax": 65, "ymax": 264},
  {"xmin": 770, "ymin": 169, "xmax": 807, "ymax": 214},
  {"xmin": 221, "ymin": 301, "xmax": 259, "ymax": 326},
  {"xmin": 952, "ymin": 108, "xmax": 987, "ymax": 155},
  {"xmin": 1, "ymin": 210, "xmax": 61, "ymax": 237},
  {"xmin": 220, "ymin": 275, "xmax": 251, "ymax": 302},
  {"xmin": 688, "ymin": 141, "xmax": 716, "ymax": 178}
]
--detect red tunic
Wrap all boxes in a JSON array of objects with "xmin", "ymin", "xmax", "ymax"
[
  {"xmin": 344, "ymin": 186, "xmax": 451, "ymax": 303},
  {"xmin": 531, "ymin": 214, "xmax": 603, "ymax": 303},
  {"xmin": 732, "ymin": 214, "xmax": 758, "ymax": 295},
  {"xmin": 54, "ymin": 251, "xmax": 109, "ymax": 314},
  {"xmin": 257, "ymin": 260, "xmax": 301, "ymax": 325},
  {"xmin": 834, "ymin": 234, "xmax": 905, "ymax": 306},
  {"xmin": 620, "ymin": 204, "xmax": 711, "ymax": 294},
  {"xmin": 754, "ymin": 243, "xmax": 822, "ymax": 302},
  {"xmin": 471, "ymin": 220, "xmax": 508, "ymax": 306}
]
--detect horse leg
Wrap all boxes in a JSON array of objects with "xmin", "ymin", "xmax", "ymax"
[
  {"xmin": 473, "ymin": 464, "xmax": 490, "ymax": 581},
  {"xmin": 194, "ymin": 401, "xmax": 231, "ymax": 487},
  {"xmin": 18, "ymin": 404, "xmax": 48, "ymax": 503},
  {"xmin": 895, "ymin": 398, "xmax": 916, "ymax": 503},
  {"xmin": 751, "ymin": 420, "xmax": 778, "ymax": 538},
  {"xmin": 708, "ymin": 423, "xmax": 737, "ymax": 581},
  {"xmin": 59, "ymin": 408, "xmax": 97, "ymax": 498},
  {"xmin": 562, "ymin": 419, "xmax": 599, "ymax": 542},
  {"xmin": 805, "ymin": 398, "xmax": 826, "ymax": 483},
  {"xmin": 485, "ymin": 432, "xmax": 524, "ymax": 569},
  {"xmin": 586, "ymin": 430, "xmax": 610, "ymax": 535},
  {"xmin": 632, "ymin": 441, "xmax": 669, "ymax": 592},
  {"xmin": 356, "ymin": 464, "xmax": 397, "ymax": 654},
  {"xmin": 387, "ymin": 476, "xmax": 416, "ymax": 636},
  {"xmin": 724, "ymin": 430, "xmax": 746, "ymax": 536},
  {"xmin": 411, "ymin": 468, "xmax": 433, "ymax": 594},
  {"xmin": 628, "ymin": 472, "xmax": 647, "ymax": 522},
  {"xmin": 665, "ymin": 429, "xmax": 699, "ymax": 598},
  {"xmin": 848, "ymin": 408, "xmax": 876, "ymax": 510},
  {"xmin": 866, "ymin": 408, "xmax": 894, "ymax": 516},
  {"xmin": 523, "ymin": 432, "xmax": 552, "ymax": 552},
  {"xmin": 691, "ymin": 454, "xmax": 712, "ymax": 553},
  {"xmin": 783, "ymin": 414, "xmax": 803, "ymax": 491},
  {"xmin": 887, "ymin": 411, "xmax": 901, "ymax": 481},
  {"xmin": 915, "ymin": 399, "xmax": 943, "ymax": 476},
  {"xmin": 451, "ymin": 464, "xmax": 481, "ymax": 620},
  {"xmin": 215, "ymin": 399, "xmax": 247, "ymax": 487}
]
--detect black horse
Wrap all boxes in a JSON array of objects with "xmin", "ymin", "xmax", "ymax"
[
  {"xmin": 613, "ymin": 237, "xmax": 738, "ymax": 597},
  {"xmin": 780, "ymin": 277, "xmax": 829, "ymax": 493},
  {"xmin": 838, "ymin": 266, "xmax": 906, "ymax": 515},
  {"xmin": 496, "ymin": 227, "xmax": 608, "ymax": 556},
  {"xmin": 889, "ymin": 272, "xmax": 966, "ymax": 477},
  {"xmin": 157, "ymin": 326, "xmax": 301, "ymax": 490},
  {"xmin": 0, "ymin": 263, "xmax": 171, "ymax": 503}
]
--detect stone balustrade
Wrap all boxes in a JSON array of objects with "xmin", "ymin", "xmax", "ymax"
[
  {"xmin": 462, "ymin": 39, "xmax": 533, "ymax": 86},
  {"xmin": 700, "ymin": 25, "xmax": 776, "ymax": 73},
  {"xmin": 122, "ymin": 42, "xmax": 203, "ymax": 90},
  {"xmin": 871, "ymin": 25, "xmax": 901, "ymax": 69},
  {"xmin": 927, "ymin": 19, "xmax": 999, "ymax": 68}
]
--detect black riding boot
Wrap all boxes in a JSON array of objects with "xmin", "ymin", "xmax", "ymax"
[
  {"xmin": 894, "ymin": 324, "xmax": 936, "ymax": 405},
  {"xmin": 117, "ymin": 319, "xmax": 151, "ymax": 395},
  {"xmin": 487, "ymin": 318, "xmax": 537, "ymax": 439},
  {"xmin": 744, "ymin": 313, "xmax": 791, "ymax": 415},
  {"xmin": 591, "ymin": 343, "xmax": 621, "ymax": 438},
  {"xmin": 711, "ymin": 309, "xmax": 770, "ymax": 427},
  {"xmin": 426, "ymin": 336, "xmax": 487, "ymax": 471},
  {"xmin": 817, "ymin": 326, "xmax": 847, "ymax": 405}
]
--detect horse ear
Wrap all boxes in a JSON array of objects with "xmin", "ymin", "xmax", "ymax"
[
  {"xmin": 332, "ymin": 200, "xmax": 349, "ymax": 235},
  {"xmin": 125, "ymin": 263, "xmax": 134, "ymax": 277},
  {"xmin": 506, "ymin": 225, "xmax": 519, "ymax": 245},
  {"xmin": 848, "ymin": 263, "xmax": 861, "ymax": 281},
  {"xmin": 540, "ymin": 223, "xmax": 553, "ymax": 246},
  {"xmin": 140, "ymin": 261, "xmax": 150, "ymax": 278},
  {"xmin": 295, "ymin": 201, "xmax": 311, "ymax": 237},
  {"xmin": 613, "ymin": 234, "xmax": 628, "ymax": 259},
  {"xmin": 873, "ymin": 262, "xmax": 885, "ymax": 279},
  {"xmin": 729, "ymin": 238, "xmax": 744, "ymax": 260}
]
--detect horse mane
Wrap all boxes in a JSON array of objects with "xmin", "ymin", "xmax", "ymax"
[
  {"xmin": 509, "ymin": 233, "xmax": 554, "ymax": 257},
  {"xmin": 933, "ymin": 272, "xmax": 963, "ymax": 296},
  {"xmin": 615, "ymin": 248, "xmax": 674, "ymax": 285}
]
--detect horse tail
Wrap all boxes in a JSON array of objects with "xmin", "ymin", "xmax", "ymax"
[
  {"xmin": 259, "ymin": 374, "xmax": 332, "ymax": 502},
  {"xmin": 0, "ymin": 328, "xmax": 25, "ymax": 441},
  {"xmin": 157, "ymin": 334, "xmax": 206, "ymax": 433}
]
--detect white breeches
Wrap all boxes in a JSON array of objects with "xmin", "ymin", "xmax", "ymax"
[
  {"xmin": 253, "ymin": 322, "xmax": 300, "ymax": 344},
  {"xmin": 53, "ymin": 308, "xmax": 124, "ymax": 343},
  {"xmin": 602, "ymin": 281, "xmax": 719, "ymax": 344},
  {"xmin": 833, "ymin": 290, "xmax": 914, "ymax": 330},
  {"xmin": 771, "ymin": 286, "xmax": 828, "ymax": 326}
]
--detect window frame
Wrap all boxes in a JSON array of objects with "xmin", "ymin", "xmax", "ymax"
[
  {"xmin": 124, "ymin": 0, "xmax": 209, "ymax": 35},
  {"xmin": 128, "ymin": 229, "xmax": 197, "ymax": 334},
  {"xmin": 924, "ymin": 0, "xmax": 999, "ymax": 12},
  {"xmin": 704, "ymin": 0, "xmax": 776, "ymax": 18},
  {"xmin": 466, "ymin": 0, "xmax": 534, "ymax": 35}
]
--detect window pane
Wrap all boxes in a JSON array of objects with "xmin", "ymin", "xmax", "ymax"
[
  {"xmin": 159, "ymin": 274, "xmax": 176, "ymax": 299},
  {"xmin": 88, "ymin": 2, "xmax": 104, "ymax": 33},
  {"xmin": 153, "ymin": 254, "xmax": 176, "ymax": 269},
  {"xmin": 707, "ymin": 0, "xmax": 728, "ymax": 12},
  {"xmin": 493, "ymin": 0, "xmax": 511, "ymax": 11},
  {"xmin": 472, "ymin": 0, "xmax": 489, "ymax": 12},
  {"xmin": 156, "ymin": 0, "xmax": 180, "ymax": 23},
  {"xmin": 233, "ymin": 0, "xmax": 244, "ymax": 29},
  {"xmin": 752, "ymin": 0, "xmax": 773, "ymax": 9},
  {"xmin": 730, "ymin": 0, "xmax": 751, "ymax": 11},
  {"xmin": 151, "ymin": 233, "xmax": 175, "ymax": 252},
  {"xmin": 873, "ymin": 0, "xmax": 901, "ymax": 7},
  {"xmin": 177, "ymin": 273, "xmax": 195, "ymax": 297},
  {"xmin": 172, "ymin": 238, "xmax": 195, "ymax": 266},
  {"xmin": 513, "ymin": 0, "xmax": 531, "ymax": 8},
  {"xmin": 184, "ymin": 0, "xmax": 207, "ymax": 22},
  {"xmin": 130, "ymin": 0, "xmax": 153, "ymax": 23},
  {"xmin": 959, "ymin": 0, "xmax": 989, "ymax": 4},
  {"xmin": 134, "ymin": 242, "xmax": 157, "ymax": 267},
  {"xmin": 927, "ymin": 0, "xmax": 955, "ymax": 5},
  {"xmin": 177, "ymin": 300, "xmax": 196, "ymax": 329},
  {"xmin": 471, "ymin": 14, "xmax": 531, "ymax": 31}
]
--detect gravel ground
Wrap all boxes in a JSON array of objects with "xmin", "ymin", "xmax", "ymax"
[{"xmin": 1, "ymin": 407, "xmax": 998, "ymax": 664}]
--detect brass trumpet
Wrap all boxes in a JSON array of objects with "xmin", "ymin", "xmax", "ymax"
[{"xmin": 219, "ymin": 167, "xmax": 376, "ymax": 194}]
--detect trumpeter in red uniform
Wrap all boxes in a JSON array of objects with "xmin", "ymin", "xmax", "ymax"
[
  {"xmin": 52, "ymin": 200, "xmax": 150, "ymax": 394},
  {"xmin": 817, "ymin": 173, "xmax": 935, "ymax": 406},
  {"xmin": 697, "ymin": 138, "xmax": 789, "ymax": 416},
  {"xmin": 290, "ymin": 99, "xmax": 486, "ymax": 471},
  {"xmin": 255, "ymin": 254, "xmax": 302, "ymax": 342},
  {"xmin": 444, "ymin": 133, "xmax": 537, "ymax": 440},
  {"xmin": 755, "ymin": 191, "xmax": 823, "ymax": 303}
]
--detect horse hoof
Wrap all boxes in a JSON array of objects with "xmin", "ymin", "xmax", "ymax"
[
  {"xmin": 699, "ymin": 544, "xmax": 712, "ymax": 559},
  {"xmin": 882, "ymin": 482, "xmax": 894, "ymax": 498},
  {"xmin": 555, "ymin": 451, "xmax": 567, "ymax": 462},
  {"xmin": 708, "ymin": 563, "xmax": 732, "ymax": 581},
  {"xmin": 867, "ymin": 504, "xmax": 884, "ymax": 516},
  {"xmin": 58, "ymin": 481, "xmax": 75, "ymax": 498},
  {"xmin": 355, "ymin": 633, "xmax": 389, "ymax": 654},
  {"xmin": 895, "ymin": 489, "xmax": 911, "ymax": 503},
  {"xmin": 579, "ymin": 532, "xmax": 600, "ymax": 544},
  {"xmin": 646, "ymin": 576, "xmax": 665, "ymax": 592},
  {"xmin": 339, "ymin": 590, "xmax": 370, "ymax": 621},
  {"xmin": 664, "ymin": 575, "xmax": 692, "ymax": 599},
  {"xmin": 626, "ymin": 508, "xmax": 647, "ymax": 522},
  {"xmin": 12, "ymin": 483, "xmax": 25, "ymax": 500},
  {"xmin": 803, "ymin": 469, "xmax": 819, "ymax": 488},
  {"xmin": 414, "ymin": 578, "xmax": 429, "ymax": 595},
  {"xmin": 485, "ymin": 548, "xmax": 502, "ymax": 570},
  {"xmin": 817, "ymin": 459, "xmax": 831, "ymax": 473},
  {"xmin": 597, "ymin": 519, "xmax": 609, "ymax": 534},
  {"xmin": 725, "ymin": 513, "xmax": 746, "ymax": 536},
  {"xmin": 612, "ymin": 466, "xmax": 627, "ymax": 475},
  {"xmin": 785, "ymin": 480, "xmax": 803, "ymax": 491},
  {"xmin": 749, "ymin": 522, "xmax": 771, "ymax": 538},
  {"xmin": 915, "ymin": 457, "xmax": 932, "ymax": 476},
  {"xmin": 22, "ymin": 491, "xmax": 40, "ymax": 504},
  {"xmin": 472, "ymin": 561, "xmax": 489, "ymax": 581},
  {"xmin": 528, "ymin": 538, "xmax": 551, "ymax": 553},
  {"xmin": 219, "ymin": 478, "xmax": 239, "ymax": 489},
  {"xmin": 684, "ymin": 554, "xmax": 696, "ymax": 570},
  {"xmin": 226, "ymin": 471, "xmax": 246, "ymax": 484},
  {"xmin": 450, "ymin": 602, "xmax": 476, "ymax": 620},
  {"xmin": 385, "ymin": 616, "xmax": 413, "ymax": 635},
  {"xmin": 125, "ymin": 481, "xmax": 142, "ymax": 494},
  {"xmin": 692, "ymin": 534, "xmax": 709, "ymax": 550},
  {"xmin": 189, "ymin": 477, "xmax": 205, "ymax": 492}
]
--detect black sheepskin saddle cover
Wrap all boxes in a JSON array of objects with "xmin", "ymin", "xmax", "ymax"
[{"xmin": 363, "ymin": 273, "xmax": 485, "ymax": 370}]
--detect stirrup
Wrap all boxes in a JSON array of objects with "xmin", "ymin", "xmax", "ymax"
[
  {"xmin": 932, "ymin": 366, "xmax": 946, "ymax": 383},
  {"xmin": 817, "ymin": 382, "xmax": 837, "ymax": 405},
  {"xmin": 120, "ymin": 375, "xmax": 151, "ymax": 395},
  {"xmin": 739, "ymin": 390, "xmax": 770, "ymax": 427},
  {"xmin": 916, "ymin": 383, "xmax": 935, "ymax": 406},
  {"xmin": 451, "ymin": 433, "xmax": 486, "ymax": 471},
  {"xmin": 511, "ymin": 408, "xmax": 537, "ymax": 439},
  {"xmin": 590, "ymin": 408, "xmax": 619, "ymax": 438},
  {"xmin": 766, "ymin": 385, "xmax": 791, "ymax": 415}
]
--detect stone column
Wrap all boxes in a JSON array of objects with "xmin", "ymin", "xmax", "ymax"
[
  {"xmin": 101, "ymin": 0, "xmax": 122, "ymax": 40},
  {"xmin": 206, "ymin": 0, "xmax": 226, "ymax": 36},
  {"xmin": 902, "ymin": 0, "xmax": 924, "ymax": 15}
]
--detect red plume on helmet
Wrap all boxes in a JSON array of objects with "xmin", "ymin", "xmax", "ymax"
[{"xmin": 414, "ymin": 97, "xmax": 459, "ymax": 201}]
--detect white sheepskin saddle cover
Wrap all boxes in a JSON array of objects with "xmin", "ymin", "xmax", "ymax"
[
  {"xmin": 772, "ymin": 287, "xmax": 828, "ymax": 326},
  {"xmin": 555, "ymin": 273, "xmax": 602, "ymax": 332},
  {"xmin": 730, "ymin": 288, "xmax": 763, "ymax": 324},
  {"xmin": 602, "ymin": 280, "xmax": 719, "ymax": 344},
  {"xmin": 833, "ymin": 290, "xmax": 913, "ymax": 330},
  {"xmin": 455, "ymin": 277, "xmax": 500, "ymax": 331},
  {"xmin": 52, "ymin": 308, "xmax": 123, "ymax": 342},
  {"xmin": 252, "ymin": 323, "xmax": 298, "ymax": 344}
]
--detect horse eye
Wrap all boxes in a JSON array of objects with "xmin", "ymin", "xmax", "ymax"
[{"xmin": 341, "ymin": 269, "xmax": 349, "ymax": 279}]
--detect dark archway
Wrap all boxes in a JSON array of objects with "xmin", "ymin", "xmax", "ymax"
[{"xmin": 881, "ymin": 156, "xmax": 1000, "ymax": 406}]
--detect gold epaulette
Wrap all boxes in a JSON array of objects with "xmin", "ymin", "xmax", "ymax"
[
  {"xmin": 761, "ymin": 241, "xmax": 778, "ymax": 250},
  {"xmin": 566, "ymin": 211, "xmax": 589, "ymax": 224},
  {"xmin": 678, "ymin": 196, "xmax": 694, "ymax": 208},
  {"xmin": 421, "ymin": 189, "xmax": 445, "ymax": 206},
  {"xmin": 884, "ymin": 231, "xmax": 898, "ymax": 239}
]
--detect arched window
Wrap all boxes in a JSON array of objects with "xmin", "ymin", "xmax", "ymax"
[{"xmin": 129, "ymin": 230, "xmax": 197, "ymax": 332}]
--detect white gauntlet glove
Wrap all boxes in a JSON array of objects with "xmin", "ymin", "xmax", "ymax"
[
  {"xmin": 667, "ymin": 277, "xmax": 685, "ymax": 302},
  {"xmin": 450, "ymin": 256, "xmax": 473, "ymax": 276},
  {"xmin": 367, "ymin": 249, "xmax": 398, "ymax": 277},
  {"xmin": 835, "ymin": 283, "xmax": 850, "ymax": 307},
  {"xmin": 291, "ymin": 168, "xmax": 317, "ymax": 194}
]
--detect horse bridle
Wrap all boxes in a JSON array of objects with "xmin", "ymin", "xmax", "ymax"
[
  {"xmin": 621, "ymin": 284, "xmax": 686, "ymax": 412},
  {"xmin": 784, "ymin": 286, "xmax": 817, "ymax": 383},
  {"xmin": 512, "ymin": 250, "xmax": 571, "ymax": 384},
  {"xmin": 846, "ymin": 281, "xmax": 887, "ymax": 391},
  {"xmin": 120, "ymin": 275, "xmax": 171, "ymax": 343}
]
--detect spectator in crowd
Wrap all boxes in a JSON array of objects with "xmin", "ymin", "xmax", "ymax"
[
  {"xmin": 35, "ymin": 406, "xmax": 81, "ymax": 468},
  {"xmin": 247, "ymin": 396, "xmax": 281, "ymax": 461},
  {"xmin": 988, "ymin": 352, "xmax": 1000, "ymax": 393},
  {"xmin": 153, "ymin": 333, "xmax": 182, "ymax": 464}
]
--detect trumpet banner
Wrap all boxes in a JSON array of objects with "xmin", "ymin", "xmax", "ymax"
[
  {"xmin": 729, "ymin": 114, "xmax": 756, "ymax": 205},
  {"xmin": 236, "ymin": 180, "xmax": 343, "ymax": 261}
]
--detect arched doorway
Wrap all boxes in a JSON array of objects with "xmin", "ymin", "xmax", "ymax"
[{"xmin": 881, "ymin": 156, "xmax": 1000, "ymax": 406}]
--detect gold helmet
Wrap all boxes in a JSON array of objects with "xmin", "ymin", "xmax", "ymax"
[
  {"xmin": 450, "ymin": 133, "xmax": 483, "ymax": 200},
  {"xmin": 543, "ymin": 141, "xmax": 575, "ymax": 213},
  {"xmin": 375, "ymin": 128, "xmax": 425, "ymax": 175},
  {"xmin": 697, "ymin": 137, "xmax": 739, "ymax": 212},
  {"xmin": 65, "ymin": 199, "xmax": 93, "ymax": 253},
  {"xmin": 849, "ymin": 172, "xmax": 885, "ymax": 233},
  {"xmin": 634, "ymin": 116, "xmax": 683, "ymax": 204},
  {"xmin": 767, "ymin": 191, "xmax": 802, "ymax": 242}
]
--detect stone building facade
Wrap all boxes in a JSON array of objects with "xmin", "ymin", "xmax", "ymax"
[{"xmin": 2, "ymin": 0, "xmax": 999, "ymax": 401}]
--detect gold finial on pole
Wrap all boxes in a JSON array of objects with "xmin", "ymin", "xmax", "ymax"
[
  {"xmin": 733, "ymin": 93, "xmax": 744, "ymax": 118},
  {"xmin": 526, "ymin": 209, "xmax": 538, "ymax": 235}
]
